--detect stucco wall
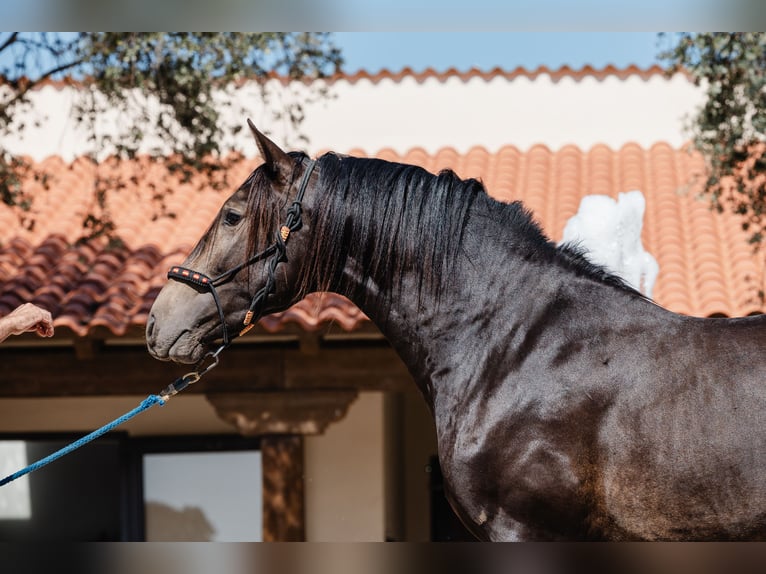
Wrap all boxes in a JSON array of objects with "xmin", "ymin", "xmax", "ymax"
[
  {"xmin": 4, "ymin": 71, "xmax": 703, "ymax": 162},
  {"xmin": 0, "ymin": 391, "xmax": 390, "ymax": 541},
  {"xmin": 304, "ymin": 391, "xmax": 386, "ymax": 542}
]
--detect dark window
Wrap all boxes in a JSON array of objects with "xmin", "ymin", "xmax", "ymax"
[
  {"xmin": 0, "ymin": 433, "xmax": 261, "ymax": 541},
  {"xmin": 0, "ymin": 433, "xmax": 128, "ymax": 541}
]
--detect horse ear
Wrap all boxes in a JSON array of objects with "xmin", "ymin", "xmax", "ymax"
[{"xmin": 248, "ymin": 119, "xmax": 292, "ymax": 187}]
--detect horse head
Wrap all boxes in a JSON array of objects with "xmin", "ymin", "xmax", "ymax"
[{"xmin": 146, "ymin": 121, "xmax": 317, "ymax": 364}]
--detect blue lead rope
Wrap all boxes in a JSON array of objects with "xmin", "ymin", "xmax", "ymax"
[
  {"xmin": 0, "ymin": 394, "xmax": 166, "ymax": 487},
  {"xmin": 0, "ymin": 337, "xmax": 225, "ymax": 488}
]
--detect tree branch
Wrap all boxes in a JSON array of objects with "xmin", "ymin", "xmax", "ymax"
[
  {"xmin": 1, "ymin": 57, "xmax": 84, "ymax": 112},
  {"xmin": 0, "ymin": 32, "xmax": 18, "ymax": 55}
]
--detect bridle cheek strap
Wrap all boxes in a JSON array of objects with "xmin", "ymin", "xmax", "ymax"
[{"xmin": 166, "ymin": 158, "xmax": 317, "ymax": 349}]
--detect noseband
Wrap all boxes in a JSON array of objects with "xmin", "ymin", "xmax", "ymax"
[{"xmin": 167, "ymin": 158, "xmax": 317, "ymax": 351}]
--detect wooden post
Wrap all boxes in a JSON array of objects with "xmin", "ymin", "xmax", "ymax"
[
  {"xmin": 261, "ymin": 435, "xmax": 305, "ymax": 542},
  {"xmin": 207, "ymin": 391, "xmax": 361, "ymax": 542}
]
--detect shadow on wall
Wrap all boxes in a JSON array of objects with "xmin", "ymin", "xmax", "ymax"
[{"xmin": 145, "ymin": 501, "xmax": 216, "ymax": 541}]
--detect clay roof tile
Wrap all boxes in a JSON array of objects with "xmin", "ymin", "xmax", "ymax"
[{"xmin": 0, "ymin": 140, "xmax": 761, "ymax": 339}]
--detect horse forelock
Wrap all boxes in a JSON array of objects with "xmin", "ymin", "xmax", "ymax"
[{"xmin": 241, "ymin": 151, "xmax": 309, "ymax": 278}]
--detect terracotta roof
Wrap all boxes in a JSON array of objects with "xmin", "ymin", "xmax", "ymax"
[
  {"xmin": 10, "ymin": 64, "xmax": 676, "ymax": 92},
  {"xmin": 361, "ymin": 143, "xmax": 763, "ymax": 318},
  {"xmin": 0, "ymin": 143, "xmax": 761, "ymax": 340},
  {"xmin": 331, "ymin": 64, "xmax": 674, "ymax": 85}
]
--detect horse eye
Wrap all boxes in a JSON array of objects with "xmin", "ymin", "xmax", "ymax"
[{"xmin": 224, "ymin": 210, "xmax": 242, "ymax": 227}]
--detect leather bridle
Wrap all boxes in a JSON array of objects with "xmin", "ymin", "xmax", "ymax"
[{"xmin": 167, "ymin": 158, "xmax": 317, "ymax": 358}]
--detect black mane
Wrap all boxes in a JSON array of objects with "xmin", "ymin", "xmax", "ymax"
[
  {"xmin": 297, "ymin": 153, "xmax": 481, "ymax": 304},
  {"xmin": 555, "ymin": 240, "xmax": 644, "ymax": 296},
  {"xmin": 292, "ymin": 153, "xmax": 642, "ymax": 304}
]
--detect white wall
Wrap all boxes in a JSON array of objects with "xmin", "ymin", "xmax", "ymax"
[
  {"xmin": 0, "ymin": 395, "xmax": 233, "ymax": 435},
  {"xmin": 297, "ymin": 73, "xmax": 704, "ymax": 154},
  {"xmin": 0, "ymin": 392, "xmax": 389, "ymax": 541},
  {"xmin": 303, "ymin": 392, "xmax": 386, "ymax": 541},
  {"xmin": 4, "ymin": 71, "xmax": 704, "ymax": 162}
]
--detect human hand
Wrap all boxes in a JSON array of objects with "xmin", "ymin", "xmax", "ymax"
[{"xmin": 2, "ymin": 303, "xmax": 54, "ymax": 339}]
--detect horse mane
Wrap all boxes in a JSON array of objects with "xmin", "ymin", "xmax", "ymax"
[
  {"xmin": 296, "ymin": 153, "xmax": 487, "ymax": 306},
  {"xmin": 466, "ymin": 190, "xmax": 644, "ymax": 298},
  {"xmin": 555, "ymin": 241, "xmax": 645, "ymax": 296},
  {"xmin": 242, "ymin": 151, "xmax": 643, "ymax": 306}
]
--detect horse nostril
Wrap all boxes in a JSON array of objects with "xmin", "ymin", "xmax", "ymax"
[{"xmin": 146, "ymin": 313, "xmax": 156, "ymax": 339}]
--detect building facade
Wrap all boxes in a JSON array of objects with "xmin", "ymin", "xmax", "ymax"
[{"xmin": 0, "ymin": 65, "xmax": 759, "ymax": 541}]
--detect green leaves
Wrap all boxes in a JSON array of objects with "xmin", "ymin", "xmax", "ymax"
[
  {"xmin": 0, "ymin": 32, "xmax": 342, "ymax": 244},
  {"xmin": 660, "ymin": 33, "xmax": 766, "ymax": 251}
]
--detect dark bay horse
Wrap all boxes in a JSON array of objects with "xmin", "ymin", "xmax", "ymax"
[{"xmin": 146, "ymin": 121, "xmax": 766, "ymax": 540}]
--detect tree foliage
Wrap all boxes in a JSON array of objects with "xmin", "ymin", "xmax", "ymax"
[
  {"xmin": 660, "ymin": 33, "xmax": 766, "ymax": 248},
  {"xmin": 0, "ymin": 32, "xmax": 342, "ymax": 242}
]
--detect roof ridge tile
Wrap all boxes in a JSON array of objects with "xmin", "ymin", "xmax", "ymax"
[
  {"xmin": 6, "ymin": 63, "xmax": 684, "ymax": 94},
  {"xmin": 331, "ymin": 64, "xmax": 678, "ymax": 85}
]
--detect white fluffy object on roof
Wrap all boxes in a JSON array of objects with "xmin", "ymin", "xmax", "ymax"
[{"xmin": 560, "ymin": 190, "xmax": 659, "ymax": 298}]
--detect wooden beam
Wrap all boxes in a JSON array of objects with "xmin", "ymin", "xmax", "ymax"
[
  {"xmin": 298, "ymin": 333, "xmax": 321, "ymax": 356},
  {"xmin": 0, "ymin": 342, "xmax": 413, "ymax": 397},
  {"xmin": 284, "ymin": 344, "xmax": 411, "ymax": 391},
  {"xmin": 261, "ymin": 435, "xmax": 305, "ymax": 542},
  {"xmin": 0, "ymin": 345, "xmax": 282, "ymax": 397},
  {"xmin": 72, "ymin": 337, "xmax": 104, "ymax": 360}
]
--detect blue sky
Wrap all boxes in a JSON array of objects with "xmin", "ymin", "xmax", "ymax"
[
  {"xmin": 0, "ymin": 32, "xmax": 671, "ymax": 83},
  {"xmin": 332, "ymin": 33, "xmax": 666, "ymax": 74}
]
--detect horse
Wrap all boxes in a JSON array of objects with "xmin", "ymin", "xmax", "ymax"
[{"xmin": 146, "ymin": 121, "xmax": 766, "ymax": 540}]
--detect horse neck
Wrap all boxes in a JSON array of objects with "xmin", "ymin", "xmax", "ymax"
[
  {"xmin": 309, "ymin": 157, "xmax": 650, "ymax": 407},
  {"xmin": 330, "ymin": 184, "xmax": 572, "ymax": 404}
]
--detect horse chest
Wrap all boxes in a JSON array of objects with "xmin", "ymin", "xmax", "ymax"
[{"xmin": 432, "ymin": 388, "xmax": 597, "ymax": 540}]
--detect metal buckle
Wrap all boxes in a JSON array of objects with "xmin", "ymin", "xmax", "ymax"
[
  {"xmin": 159, "ymin": 344, "xmax": 226, "ymax": 402},
  {"xmin": 195, "ymin": 345, "xmax": 225, "ymax": 377}
]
